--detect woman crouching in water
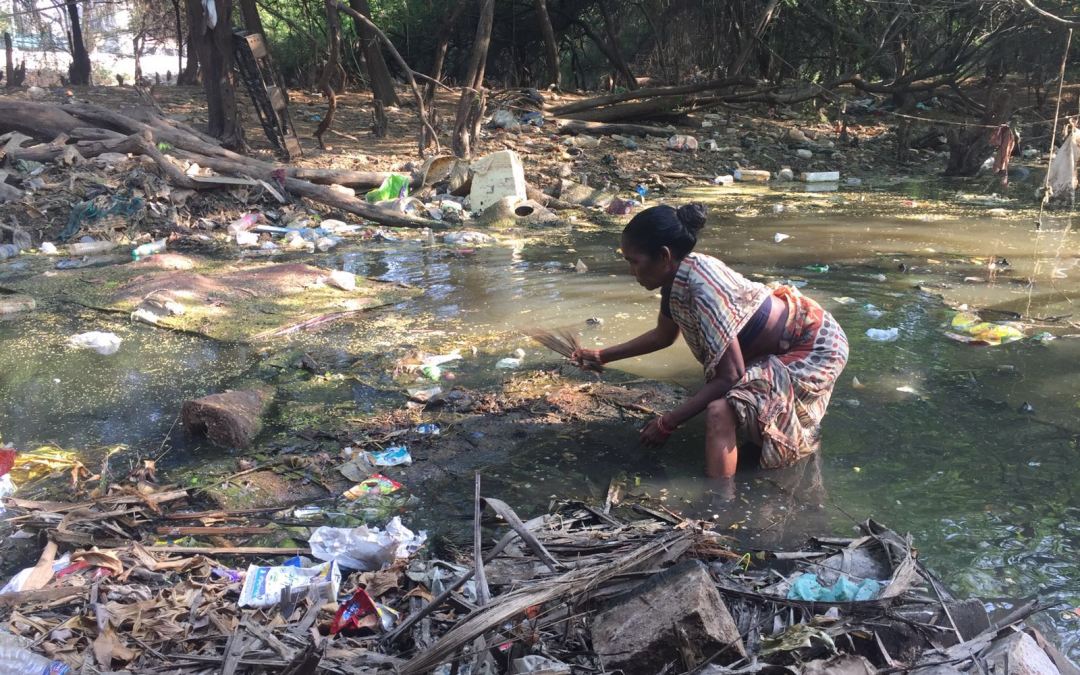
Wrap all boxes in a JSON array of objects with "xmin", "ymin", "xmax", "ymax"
[{"xmin": 574, "ymin": 203, "xmax": 848, "ymax": 489}]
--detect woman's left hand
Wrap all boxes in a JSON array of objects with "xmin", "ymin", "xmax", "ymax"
[{"xmin": 640, "ymin": 415, "xmax": 674, "ymax": 447}]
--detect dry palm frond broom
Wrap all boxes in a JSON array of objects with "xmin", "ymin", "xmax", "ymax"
[{"xmin": 525, "ymin": 327, "xmax": 603, "ymax": 372}]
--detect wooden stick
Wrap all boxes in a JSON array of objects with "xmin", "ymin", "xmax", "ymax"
[
  {"xmin": 473, "ymin": 473, "xmax": 491, "ymax": 606},
  {"xmin": 383, "ymin": 515, "xmax": 548, "ymax": 645},
  {"xmin": 146, "ymin": 545, "xmax": 310, "ymax": 555},
  {"xmin": 154, "ymin": 525, "xmax": 276, "ymax": 536},
  {"xmin": 0, "ymin": 585, "xmax": 84, "ymax": 607}
]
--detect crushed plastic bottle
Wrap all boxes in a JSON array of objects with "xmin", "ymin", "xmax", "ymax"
[
  {"xmin": 0, "ymin": 631, "xmax": 72, "ymax": 674},
  {"xmin": 419, "ymin": 365, "xmax": 442, "ymax": 381},
  {"xmin": 131, "ymin": 238, "xmax": 166, "ymax": 261},
  {"xmin": 415, "ymin": 424, "xmax": 440, "ymax": 435}
]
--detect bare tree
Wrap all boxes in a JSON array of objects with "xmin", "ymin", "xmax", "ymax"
[
  {"xmin": 348, "ymin": 0, "xmax": 399, "ymax": 107},
  {"xmin": 169, "ymin": 0, "xmax": 184, "ymax": 79},
  {"xmin": 238, "ymin": 0, "xmax": 265, "ymax": 35},
  {"xmin": 452, "ymin": 0, "xmax": 495, "ymax": 158},
  {"xmin": 534, "ymin": 0, "xmax": 560, "ymax": 88},
  {"xmin": 187, "ymin": 0, "xmax": 244, "ymax": 148},
  {"xmin": 66, "ymin": 0, "xmax": 91, "ymax": 85},
  {"xmin": 315, "ymin": 0, "xmax": 346, "ymax": 147}
]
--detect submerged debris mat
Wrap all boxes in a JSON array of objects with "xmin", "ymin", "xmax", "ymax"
[{"xmin": 0, "ymin": 257, "xmax": 417, "ymax": 342}]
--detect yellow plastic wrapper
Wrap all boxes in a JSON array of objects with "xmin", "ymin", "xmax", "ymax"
[{"xmin": 946, "ymin": 312, "xmax": 1024, "ymax": 346}]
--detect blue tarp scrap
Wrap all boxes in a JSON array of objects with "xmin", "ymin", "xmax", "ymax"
[{"xmin": 60, "ymin": 192, "xmax": 145, "ymax": 242}]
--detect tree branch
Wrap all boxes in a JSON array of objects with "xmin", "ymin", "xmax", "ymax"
[{"xmin": 1017, "ymin": 0, "xmax": 1080, "ymax": 27}]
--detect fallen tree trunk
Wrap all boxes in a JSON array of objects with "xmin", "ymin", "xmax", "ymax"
[
  {"xmin": 0, "ymin": 96, "xmax": 441, "ymax": 228},
  {"xmin": 290, "ymin": 167, "xmax": 406, "ymax": 188},
  {"xmin": 556, "ymin": 95, "xmax": 725, "ymax": 123},
  {"xmin": 547, "ymin": 77, "xmax": 753, "ymax": 117},
  {"xmin": 553, "ymin": 118, "xmax": 675, "ymax": 137},
  {"xmin": 0, "ymin": 100, "xmax": 87, "ymax": 139}
]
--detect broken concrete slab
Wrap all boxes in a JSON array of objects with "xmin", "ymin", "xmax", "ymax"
[
  {"xmin": 800, "ymin": 654, "xmax": 876, "ymax": 675},
  {"xmin": 478, "ymin": 196, "xmax": 558, "ymax": 228},
  {"xmin": 554, "ymin": 179, "xmax": 615, "ymax": 208},
  {"xmin": 591, "ymin": 559, "xmax": 744, "ymax": 673},
  {"xmin": 469, "ymin": 150, "xmax": 527, "ymax": 212},
  {"xmin": 181, "ymin": 387, "xmax": 273, "ymax": 449},
  {"xmin": 982, "ymin": 631, "xmax": 1062, "ymax": 675}
]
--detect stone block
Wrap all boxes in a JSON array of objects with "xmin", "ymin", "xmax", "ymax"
[
  {"xmin": 983, "ymin": 632, "xmax": 1062, "ymax": 675},
  {"xmin": 591, "ymin": 560, "xmax": 744, "ymax": 673}
]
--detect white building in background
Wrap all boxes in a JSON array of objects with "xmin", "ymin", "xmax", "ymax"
[{"xmin": 1, "ymin": 0, "xmax": 180, "ymax": 86}]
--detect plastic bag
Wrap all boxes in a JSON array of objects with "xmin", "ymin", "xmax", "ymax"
[
  {"xmin": 343, "ymin": 474, "xmax": 403, "ymax": 501},
  {"xmin": 238, "ymin": 561, "xmax": 340, "ymax": 608},
  {"xmin": 0, "ymin": 475, "xmax": 14, "ymax": 517},
  {"xmin": 947, "ymin": 311, "xmax": 1024, "ymax": 346},
  {"xmin": 329, "ymin": 587, "xmax": 379, "ymax": 634},
  {"xmin": 787, "ymin": 573, "xmax": 881, "ymax": 602},
  {"xmin": 865, "ymin": 327, "xmax": 899, "ymax": 342},
  {"xmin": 1047, "ymin": 128, "xmax": 1080, "ymax": 200},
  {"xmin": 365, "ymin": 174, "xmax": 411, "ymax": 203},
  {"xmin": 666, "ymin": 135, "xmax": 699, "ymax": 151},
  {"xmin": 309, "ymin": 517, "xmax": 427, "ymax": 571},
  {"xmin": 67, "ymin": 331, "xmax": 122, "ymax": 355},
  {"xmin": 364, "ymin": 446, "xmax": 412, "ymax": 467}
]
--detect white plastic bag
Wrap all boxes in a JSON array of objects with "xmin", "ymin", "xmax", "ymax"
[
  {"xmin": 865, "ymin": 327, "xmax": 899, "ymax": 342},
  {"xmin": 67, "ymin": 331, "xmax": 122, "ymax": 355},
  {"xmin": 309, "ymin": 517, "xmax": 427, "ymax": 571},
  {"xmin": 1047, "ymin": 128, "xmax": 1080, "ymax": 200},
  {"xmin": 0, "ymin": 474, "xmax": 14, "ymax": 516},
  {"xmin": 237, "ymin": 561, "xmax": 340, "ymax": 608}
]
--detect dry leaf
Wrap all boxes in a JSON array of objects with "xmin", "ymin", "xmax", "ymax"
[{"xmin": 72, "ymin": 549, "xmax": 124, "ymax": 576}]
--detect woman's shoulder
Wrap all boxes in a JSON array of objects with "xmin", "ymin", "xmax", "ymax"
[{"xmin": 684, "ymin": 252, "xmax": 737, "ymax": 279}]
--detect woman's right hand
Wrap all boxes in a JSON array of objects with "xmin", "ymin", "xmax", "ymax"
[{"xmin": 571, "ymin": 348, "xmax": 605, "ymax": 372}]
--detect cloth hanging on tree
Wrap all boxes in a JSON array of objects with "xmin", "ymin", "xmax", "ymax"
[
  {"xmin": 989, "ymin": 124, "xmax": 1018, "ymax": 175},
  {"xmin": 202, "ymin": 0, "xmax": 218, "ymax": 29},
  {"xmin": 1047, "ymin": 125, "xmax": 1080, "ymax": 201}
]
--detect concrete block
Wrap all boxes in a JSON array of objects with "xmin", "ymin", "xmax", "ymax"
[
  {"xmin": 591, "ymin": 560, "xmax": 744, "ymax": 672},
  {"xmin": 469, "ymin": 150, "xmax": 527, "ymax": 213},
  {"xmin": 983, "ymin": 632, "xmax": 1062, "ymax": 675}
]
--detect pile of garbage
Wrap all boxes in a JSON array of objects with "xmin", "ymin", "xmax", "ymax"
[{"xmin": 1, "ymin": 456, "xmax": 1075, "ymax": 674}]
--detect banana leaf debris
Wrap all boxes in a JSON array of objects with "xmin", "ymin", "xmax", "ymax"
[{"xmin": 1, "ymin": 479, "xmax": 1077, "ymax": 675}]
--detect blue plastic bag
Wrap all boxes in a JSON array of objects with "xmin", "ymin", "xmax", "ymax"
[{"xmin": 787, "ymin": 573, "xmax": 882, "ymax": 602}]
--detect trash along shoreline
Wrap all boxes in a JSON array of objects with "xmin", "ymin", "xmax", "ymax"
[{"xmin": 1, "ymin": 471, "xmax": 1077, "ymax": 675}]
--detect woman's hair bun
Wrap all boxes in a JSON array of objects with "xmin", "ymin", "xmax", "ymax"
[{"xmin": 676, "ymin": 203, "xmax": 707, "ymax": 235}]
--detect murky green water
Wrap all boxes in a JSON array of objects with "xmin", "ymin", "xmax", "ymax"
[{"xmin": 2, "ymin": 185, "xmax": 1079, "ymax": 654}]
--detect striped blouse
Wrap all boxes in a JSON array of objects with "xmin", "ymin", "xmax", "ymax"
[{"xmin": 667, "ymin": 253, "xmax": 772, "ymax": 380}]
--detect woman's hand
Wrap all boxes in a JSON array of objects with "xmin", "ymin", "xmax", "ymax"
[
  {"xmin": 571, "ymin": 348, "xmax": 605, "ymax": 372},
  {"xmin": 640, "ymin": 414, "xmax": 675, "ymax": 447}
]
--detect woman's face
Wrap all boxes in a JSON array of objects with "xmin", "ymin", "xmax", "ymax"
[{"xmin": 621, "ymin": 236, "xmax": 677, "ymax": 290}]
